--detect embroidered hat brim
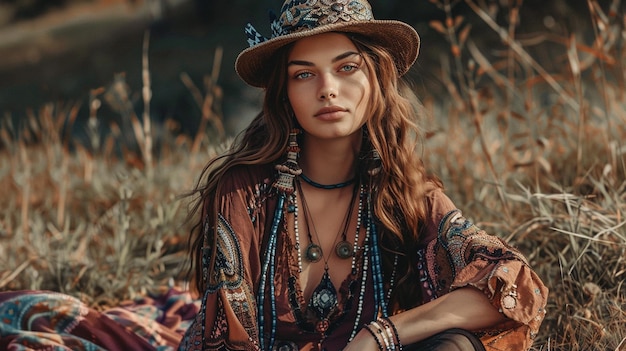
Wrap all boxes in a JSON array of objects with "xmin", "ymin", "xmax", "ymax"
[{"xmin": 235, "ymin": 17, "xmax": 420, "ymax": 88}]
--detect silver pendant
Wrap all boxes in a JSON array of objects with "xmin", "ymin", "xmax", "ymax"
[
  {"xmin": 308, "ymin": 269, "xmax": 338, "ymax": 328},
  {"xmin": 305, "ymin": 243, "xmax": 323, "ymax": 262},
  {"xmin": 335, "ymin": 240, "xmax": 352, "ymax": 259}
]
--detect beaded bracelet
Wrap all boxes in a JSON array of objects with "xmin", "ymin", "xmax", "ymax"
[
  {"xmin": 365, "ymin": 320, "xmax": 399, "ymax": 351},
  {"xmin": 371, "ymin": 321, "xmax": 392, "ymax": 350},
  {"xmin": 378, "ymin": 316, "xmax": 402, "ymax": 351}
]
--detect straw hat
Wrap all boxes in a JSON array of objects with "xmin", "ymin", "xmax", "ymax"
[{"xmin": 235, "ymin": 0, "xmax": 420, "ymax": 88}]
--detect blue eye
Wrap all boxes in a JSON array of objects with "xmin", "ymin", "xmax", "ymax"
[
  {"xmin": 340, "ymin": 64, "xmax": 358, "ymax": 72},
  {"xmin": 294, "ymin": 72, "xmax": 313, "ymax": 79}
]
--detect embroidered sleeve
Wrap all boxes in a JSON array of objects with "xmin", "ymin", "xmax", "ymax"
[
  {"xmin": 423, "ymin": 210, "xmax": 548, "ymax": 351},
  {"xmin": 179, "ymin": 173, "xmax": 268, "ymax": 351},
  {"xmin": 179, "ymin": 213, "xmax": 261, "ymax": 351}
]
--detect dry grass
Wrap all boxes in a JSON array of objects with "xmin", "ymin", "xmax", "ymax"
[
  {"xmin": 1, "ymin": 0, "xmax": 625, "ymax": 349},
  {"xmin": 421, "ymin": 0, "xmax": 626, "ymax": 349},
  {"xmin": 0, "ymin": 101, "xmax": 215, "ymax": 307},
  {"xmin": 0, "ymin": 36, "xmax": 226, "ymax": 307}
]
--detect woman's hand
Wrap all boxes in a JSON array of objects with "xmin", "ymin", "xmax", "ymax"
[{"xmin": 342, "ymin": 328, "xmax": 380, "ymax": 351}]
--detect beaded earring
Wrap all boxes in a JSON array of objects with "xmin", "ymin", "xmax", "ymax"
[{"xmin": 273, "ymin": 128, "xmax": 302, "ymax": 194}]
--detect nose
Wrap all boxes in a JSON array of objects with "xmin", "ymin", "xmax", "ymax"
[{"xmin": 318, "ymin": 73, "xmax": 338, "ymax": 100}]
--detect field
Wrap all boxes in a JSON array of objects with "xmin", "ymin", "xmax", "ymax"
[{"xmin": 1, "ymin": 1, "xmax": 625, "ymax": 349}]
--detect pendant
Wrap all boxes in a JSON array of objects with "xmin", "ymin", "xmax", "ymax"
[
  {"xmin": 335, "ymin": 240, "xmax": 352, "ymax": 259},
  {"xmin": 305, "ymin": 243, "xmax": 323, "ymax": 262},
  {"xmin": 308, "ymin": 270, "xmax": 338, "ymax": 322}
]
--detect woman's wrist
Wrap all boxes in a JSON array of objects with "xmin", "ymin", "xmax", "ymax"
[
  {"xmin": 362, "ymin": 323, "xmax": 385, "ymax": 350},
  {"xmin": 362, "ymin": 317, "xmax": 403, "ymax": 351}
]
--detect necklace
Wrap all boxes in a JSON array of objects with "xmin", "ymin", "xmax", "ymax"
[
  {"xmin": 335, "ymin": 184, "xmax": 359, "ymax": 259},
  {"xmin": 300, "ymin": 173, "xmax": 356, "ymax": 190},
  {"xmin": 298, "ymin": 180, "xmax": 358, "ymax": 262},
  {"xmin": 293, "ymin": 181, "xmax": 365, "ymax": 335},
  {"xmin": 296, "ymin": 180, "xmax": 360, "ymax": 332},
  {"xmin": 262, "ymin": 181, "xmax": 388, "ymax": 349}
]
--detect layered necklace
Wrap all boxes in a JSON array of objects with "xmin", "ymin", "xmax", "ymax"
[
  {"xmin": 294, "ymin": 178, "xmax": 362, "ymax": 335},
  {"xmin": 258, "ymin": 173, "xmax": 394, "ymax": 350},
  {"xmin": 299, "ymin": 175, "xmax": 359, "ymax": 263}
]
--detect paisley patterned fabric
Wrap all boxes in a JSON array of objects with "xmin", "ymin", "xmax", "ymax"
[
  {"xmin": 417, "ymin": 210, "xmax": 548, "ymax": 350},
  {"xmin": 0, "ymin": 289, "xmax": 199, "ymax": 351}
]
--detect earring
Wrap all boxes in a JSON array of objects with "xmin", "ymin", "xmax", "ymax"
[
  {"xmin": 368, "ymin": 149, "xmax": 382, "ymax": 176},
  {"xmin": 273, "ymin": 128, "xmax": 302, "ymax": 194}
]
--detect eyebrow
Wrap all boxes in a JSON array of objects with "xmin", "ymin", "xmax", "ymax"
[{"xmin": 287, "ymin": 51, "xmax": 361, "ymax": 67}]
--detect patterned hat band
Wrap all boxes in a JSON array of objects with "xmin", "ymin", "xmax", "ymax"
[
  {"xmin": 246, "ymin": 0, "xmax": 374, "ymax": 47},
  {"xmin": 235, "ymin": 0, "xmax": 420, "ymax": 88}
]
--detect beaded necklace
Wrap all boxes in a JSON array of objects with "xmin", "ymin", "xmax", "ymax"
[
  {"xmin": 257, "ymin": 192, "xmax": 285, "ymax": 349},
  {"xmin": 258, "ymin": 183, "xmax": 393, "ymax": 350},
  {"xmin": 349, "ymin": 187, "xmax": 369, "ymax": 340}
]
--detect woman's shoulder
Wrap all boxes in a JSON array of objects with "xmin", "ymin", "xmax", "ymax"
[
  {"xmin": 219, "ymin": 163, "xmax": 275, "ymax": 193},
  {"xmin": 213, "ymin": 163, "xmax": 277, "ymax": 223},
  {"xmin": 420, "ymin": 185, "xmax": 458, "ymax": 244},
  {"xmin": 425, "ymin": 186, "xmax": 456, "ymax": 214}
]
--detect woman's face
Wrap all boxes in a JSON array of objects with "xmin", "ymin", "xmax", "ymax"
[{"xmin": 287, "ymin": 32, "xmax": 372, "ymax": 141}]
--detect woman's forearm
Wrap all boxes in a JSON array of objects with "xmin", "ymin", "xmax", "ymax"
[{"xmin": 388, "ymin": 286, "xmax": 507, "ymax": 345}]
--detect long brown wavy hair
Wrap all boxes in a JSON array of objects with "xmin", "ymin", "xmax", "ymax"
[{"xmin": 187, "ymin": 33, "xmax": 441, "ymax": 308}]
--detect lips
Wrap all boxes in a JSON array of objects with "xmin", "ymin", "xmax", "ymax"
[{"xmin": 314, "ymin": 106, "xmax": 347, "ymax": 117}]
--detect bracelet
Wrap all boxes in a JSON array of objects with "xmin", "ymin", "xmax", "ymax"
[
  {"xmin": 363, "ymin": 324, "xmax": 384, "ymax": 351},
  {"xmin": 378, "ymin": 316, "xmax": 402, "ymax": 351},
  {"xmin": 365, "ymin": 319, "xmax": 401, "ymax": 351}
]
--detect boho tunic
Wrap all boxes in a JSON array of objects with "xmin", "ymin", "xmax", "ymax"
[{"xmin": 178, "ymin": 164, "xmax": 548, "ymax": 351}]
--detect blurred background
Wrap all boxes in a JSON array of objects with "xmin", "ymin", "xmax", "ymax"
[{"xmin": 0, "ymin": 0, "xmax": 593, "ymax": 136}]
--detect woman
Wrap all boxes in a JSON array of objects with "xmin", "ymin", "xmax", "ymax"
[{"xmin": 179, "ymin": 0, "xmax": 548, "ymax": 350}]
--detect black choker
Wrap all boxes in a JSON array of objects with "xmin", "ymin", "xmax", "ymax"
[{"xmin": 300, "ymin": 174, "xmax": 355, "ymax": 190}]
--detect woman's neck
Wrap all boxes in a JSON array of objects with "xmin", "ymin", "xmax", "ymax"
[{"xmin": 298, "ymin": 134, "xmax": 361, "ymax": 185}]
